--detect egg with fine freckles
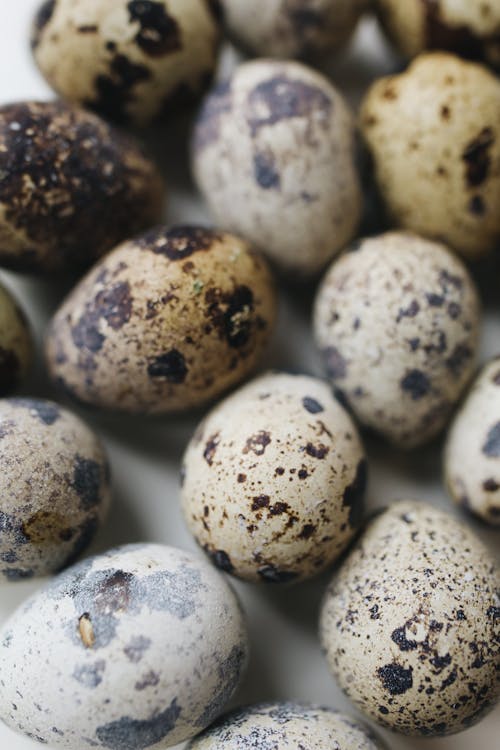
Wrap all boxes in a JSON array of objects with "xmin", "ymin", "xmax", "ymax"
[
  {"xmin": 320, "ymin": 500, "xmax": 500, "ymax": 737},
  {"xmin": 181, "ymin": 372, "xmax": 367, "ymax": 584},
  {"xmin": 0, "ymin": 282, "xmax": 33, "ymax": 394}
]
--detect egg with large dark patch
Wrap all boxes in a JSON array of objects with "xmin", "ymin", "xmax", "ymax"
[{"xmin": 0, "ymin": 281, "xmax": 33, "ymax": 394}]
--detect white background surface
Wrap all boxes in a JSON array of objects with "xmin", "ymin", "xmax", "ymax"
[{"xmin": 0, "ymin": 2, "xmax": 499, "ymax": 749}]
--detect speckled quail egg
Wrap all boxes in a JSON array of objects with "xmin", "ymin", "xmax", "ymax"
[
  {"xmin": 0, "ymin": 100, "xmax": 164, "ymax": 274},
  {"xmin": 375, "ymin": 0, "xmax": 500, "ymax": 69},
  {"xmin": 313, "ymin": 232, "xmax": 481, "ymax": 447},
  {"xmin": 0, "ymin": 397, "xmax": 110, "ymax": 582},
  {"xmin": 360, "ymin": 53, "xmax": 500, "ymax": 260},
  {"xmin": 192, "ymin": 59, "xmax": 362, "ymax": 276},
  {"xmin": 31, "ymin": 0, "xmax": 222, "ymax": 126},
  {"xmin": 0, "ymin": 543, "xmax": 249, "ymax": 749},
  {"xmin": 0, "ymin": 281, "xmax": 32, "ymax": 394},
  {"xmin": 46, "ymin": 226, "xmax": 276, "ymax": 414},
  {"xmin": 181, "ymin": 372, "xmax": 367, "ymax": 584},
  {"xmin": 219, "ymin": 0, "xmax": 367, "ymax": 60},
  {"xmin": 445, "ymin": 356, "xmax": 500, "ymax": 525},
  {"xmin": 320, "ymin": 500, "xmax": 500, "ymax": 737},
  {"xmin": 187, "ymin": 702, "xmax": 388, "ymax": 749}
]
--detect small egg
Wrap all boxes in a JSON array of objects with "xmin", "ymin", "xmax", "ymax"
[
  {"xmin": 360, "ymin": 53, "xmax": 500, "ymax": 260},
  {"xmin": 313, "ymin": 232, "xmax": 481, "ymax": 447},
  {"xmin": 31, "ymin": 0, "xmax": 222, "ymax": 126},
  {"xmin": 187, "ymin": 702, "xmax": 388, "ymax": 749},
  {"xmin": 0, "ymin": 281, "xmax": 32, "ymax": 394},
  {"xmin": 0, "ymin": 101, "xmax": 164, "ymax": 274},
  {"xmin": 0, "ymin": 543, "xmax": 249, "ymax": 749},
  {"xmin": 0, "ymin": 397, "xmax": 110, "ymax": 582},
  {"xmin": 320, "ymin": 500, "xmax": 500, "ymax": 736},
  {"xmin": 46, "ymin": 226, "xmax": 276, "ymax": 414},
  {"xmin": 181, "ymin": 372, "xmax": 367, "ymax": 584},
  {"xmin": 445, "ymin": 356, "xmax": 500, "ymax": 525},
  {"xmin": 192, "ymin": 59, "xmax": 362, "ymax": 276}
]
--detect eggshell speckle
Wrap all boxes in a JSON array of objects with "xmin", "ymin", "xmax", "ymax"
[{"xmin": 0, "ymin": 282, "xmax": 32, "ymax": 394}]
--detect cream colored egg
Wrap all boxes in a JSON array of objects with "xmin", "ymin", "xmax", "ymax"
[{"xmin": 0, "ymin": 282, "xmax": 32, "ymax": 393}]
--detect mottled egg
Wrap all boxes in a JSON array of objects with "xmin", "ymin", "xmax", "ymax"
[
  {"xmin": 187, "ymin": 702, "xmax": 388, "ymax": 749},
  {"xmin": 0, "ymin": 397, "xmax": 110, "ymax": 582},
  {"xmin": 0, "ymin": 281, "xmax": 32, "ymax": 394},
  {"xmin": 181, "ymin": 372, "xmax": 367, "ymax": 584},
  {"xmin": 46, "ymin": 226, "xmax": 276, "ymax": 414},
  {"xmin": 192, "ymin": 59, "xmax": 362, "ymax": 276},
  {"xmin": 0, "ymin": 100, "xmax": 164, "ymax": 274},
  {"xmin": 313, "ymin": 232, "xmax": 481, "ymax": 447},
  {"xmin": 445, "ymin": 356, "xmax": 500, "ymax": 525},
  {"xmin": 320, "ymin": 500, "xmax": 500, "ymax": 736},
  {"xmin": 0, "ymin": 543, "xmax": 249, "ymax": 748},
  {"xmin": 31, "ymin": 0, "xmax": 222, "ymax": 126},
  {"xmin": 376, "ymin": 0, "xmax": 500, "ymax": 68},
  {"xmin": 219, "ymin": 0, "xmax": 367, "ymax": 60},
  {"xmin": 361, "ymin": 53, "xmax": 500, "ymax": 260}
]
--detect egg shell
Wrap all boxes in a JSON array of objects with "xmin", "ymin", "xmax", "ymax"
[
  {"xmin": 0, "ymin": 543, "xmax": 249, "ymax": 749},
  {"xmin": 320, "ymin": 500, "xmax": 500, "ymax": 737},
  {"xmin": 31, "ymin": 0, "xmax": 221, "ymax": 127},
  {"xmin": 181, "ymin": 372, "xmax": 366, "ymax": 584},
  {"xmin": 313, "ymin": 232, "xmax": 481, "ymax": 447},
  {"xmin": 360, "ymin": 52, "xmax": 500, "ymax": 260},
  {"xmin": 445, "ymin": 356, "xmax": 500, "ymax": 525},
  {"xmin": 192, "ymin": 59, "xmax": 362, "ymax": 276},
  {"xmin": 45, "ymin": 226, "xmax": 276, "ymax": 414},
  {"xmin": 0, "ymin": 100, "xmax": 164, "ymax": 274},
  {"xmin": 0, "ymin": 397, "xmax": 111, "ymax": 581},
  {"xmin": 0, "ymin": 282, "xmax": 32, "ymax": 394},
  {"xmin": 187, "ymin": 701, "xmax": 388, "ymax": 749}
]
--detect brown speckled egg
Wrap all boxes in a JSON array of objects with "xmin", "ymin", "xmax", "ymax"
[
  {"xmin": 0, "ymin": 101, "xmax": 164, "ymax": 274},
  {"xmin": 46, "ymin": 226, "xmax": 277, "ymax": 415},
  {"xmin": 31, "ymin": 0, "xmax": 222, "ymax": 126},
  {"xmin": 320, "ymin": 500, "xmax": 500, "ymax": 737},
  {"xmin": 219, "ymin": 0, "xmax": 367, "ymax": 60},
  {"xmin": 181, "ymin": 372, "xmax": 367, "ymax": 584},
  {"xmin": 360, "ymin": 53, "xmax": 500, "ymax": 260},
  {"xmin": 0, "ymin": 281, "xmax": 33, "ymax": 394},
  {"xmin": 313, "ymin": 232, "xmax": 481, "ymax": 448},
  {"xmin": 0, "ymin": 398, "xmax": 110, "ymax": 582},
  {"xmin": 376, "ymin": 0, "xmax": 500, "ymax": 69},
  {"xmin": 445, "ymin": 356, "xmax": 500, "ymax": 525},
  {"xmin": 192, "ymin": 59, "xmax": 362, "ymax": 276}
]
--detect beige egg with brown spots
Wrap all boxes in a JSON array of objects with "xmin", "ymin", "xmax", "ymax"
[
  {"xmin": 192, "ymin": 59, "xmax": 362, "ymax": 276},
  {"xmin": 320, "ymin": 500, "xmax": 500, "ymax": 737},
  {"xmin": 361, "ymin": 53, "xmax": 500, "ymax": 259},
  {"xmin": 45, "ymin": 226, "xmax": 277, "ymax": 415},
  {"xmin": 313, "ymin": 232, "xmax": 481, "ymax": 448},
  {"xmin": 0, "ymin": 281, "xmax": 32, "ymax": 394},
  {"xmin": 181, "ymin": 372, "xmax": 367, "ymax": 584}
]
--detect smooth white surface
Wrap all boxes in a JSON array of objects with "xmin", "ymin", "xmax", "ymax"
[{"xmin": 0, "ymin": 3, "xmax": 498, "ymax": 750}]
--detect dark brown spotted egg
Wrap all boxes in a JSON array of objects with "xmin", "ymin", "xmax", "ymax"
[
  {"xmin": 320, "ymin": 500, "xmax": 500, "ymax": 737},
  {"xmin": 31, "ymin": 0, "xmax": 222, "ymax": 126},
  {"xmin": 0, "ymin": 543, "xmax": 249, "ymax": 748},
  {"xmin": 0, "ymin": 100, "xmax": 164, "ymax": 274},
  {"xmin": 45, "ymin": 226, "xmax": 276, "ymax": 414},
  {"xmin": 445, "ymin": 356, "xmax": 500, "ymax": 525},
  {"xmin": 0, "ymin": 398, "xmax": 110, "ymax": 582},
  {"xmin": 181, "ymin": 372, "xmax": 367, "ymax": 584},
  {"xmin": 192, "ymin": 59, "xmax": 362, "ymax": 276},
  {"xmin": 361, "ymin": 53, "xmax": 500, "ymax": 260},
  {"xmin": 0, "ymin": 281, "xmax": 32, "ymax": 394},
  {"xmin": 313, "ymin": 232, "xmax": 481, "ymax": 448}
]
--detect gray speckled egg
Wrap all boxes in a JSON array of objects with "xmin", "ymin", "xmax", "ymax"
[
  {"xmin": 0, "ymin": 543, "xmax": 249, "ymax": 749},
  {"xmin": 360, "ymin": 53, "xmax": 500, "ymax": 260},
  {"xmin": 313, "ymin": 232, "xmax": 481, "ymax": 447},
  {"xmin": 192, "ymin": 59, "xmax": 362, "ymax": 276},
  {"xmin": 187, "ymin": 702, "xmax": 388, "ymax": 749},
  {"xmin": 0, "ymin": 282, "xmax": 32, "ymax": 394},
  {"xmin": 0, "ymin": 101, "xmax": 164, "ymax": 274},
  {"xmin": 181, "ymin": 372, "xmax": 367, "ymax": 584},
  {"xmin": 320, "ymin": 500, "xmax": 500, "ymax": 737},
  {"xmin": 31, "ymin": 0, "xmax": 221, "ymax": 127},
  {"xmin": 445, "ymin": 356, "xmax": 500, "ymax": 525},
  {"xmin": 0, "ymin": 397, "xmax": 110, "ymax": 582}
]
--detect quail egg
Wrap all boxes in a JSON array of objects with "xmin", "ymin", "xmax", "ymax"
[{"xmin": 0, "ymin": 281, "xmax": 32, "ymax": 394}]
